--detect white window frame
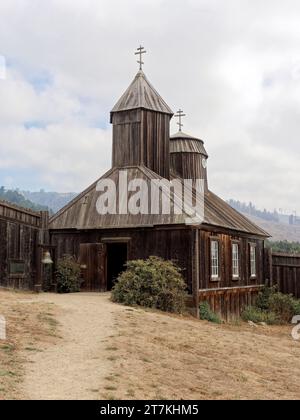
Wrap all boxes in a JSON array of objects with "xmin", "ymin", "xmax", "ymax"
[
  {"xmin": 232, "ymin": 242, "xmax": 240, "ymax": 280},
  {"xmin": 210, "ymin": 239, "xmax": 220, "ymax": 280},
  {"xmin": 250, "ymin": 244, "xmax": 257, "ymax": 278}
]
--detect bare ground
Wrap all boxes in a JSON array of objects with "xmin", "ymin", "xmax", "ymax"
[{"xmin": 0, "ymin": 290, "xmax": 300, "ymax": 400}]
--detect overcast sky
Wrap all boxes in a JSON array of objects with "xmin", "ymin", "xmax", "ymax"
[{"xmin": 0, "ymin": 0, "xmax": 299, "ymax": 214}]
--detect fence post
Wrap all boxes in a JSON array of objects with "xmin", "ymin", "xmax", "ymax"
[{"xmin": 264, "ymin": 248, "xmax": 273, "ymax": 287}]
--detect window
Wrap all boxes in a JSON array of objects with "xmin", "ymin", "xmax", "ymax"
[
  {"xmin": 232, "ymin": 243, "xmax": 240, "ymax": 279},
  {"xmin": 250, "ymin": 244, "xmax": 257, "ymax": 278},
  {"xmin": 211, "ymin": 240, "xmax": 220, "ymax": 280}
]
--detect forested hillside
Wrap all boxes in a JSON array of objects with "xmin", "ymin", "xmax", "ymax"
[
  {"xmin": 0, "ymin": 187, "xmax": 50, "ymax": 212},
  {"xmin": 22, "ymin": 190, "xmax": 76, "ymax": 213},
  {"xmin": 228, "ymin": 199, "xmax": 279, "ymax": 222}
]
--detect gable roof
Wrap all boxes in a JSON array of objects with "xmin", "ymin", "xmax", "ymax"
[
  {"xmin": 49, "ymin": 166, "xmax": 269, "ymax": 237},
  {"xmin": 111, "ymin": 70, "xmax": 173, "ymax": 115},
  {"xmin": 49, "ymin": 166, "xmax": 199, "ymax": 230}
]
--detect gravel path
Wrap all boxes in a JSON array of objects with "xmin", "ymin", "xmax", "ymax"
[{"xmin": 20, "ymin": 293, "xmax": 124, "ymax": 400}]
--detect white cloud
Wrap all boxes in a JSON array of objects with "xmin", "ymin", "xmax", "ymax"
[{"xmin": 0, "ymin": 0, "xmax": 300, "ymax": 212}]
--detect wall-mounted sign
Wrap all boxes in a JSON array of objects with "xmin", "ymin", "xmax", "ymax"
[{"xmin": 9, "ymin": 260, "xmax": 26, "ymax": 275}]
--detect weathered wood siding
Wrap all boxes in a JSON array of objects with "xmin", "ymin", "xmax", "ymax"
[
  {"xmin": 170, "ymin": 152, "xmax": 208, "ymax": 190},
  {"xmin": 198, "ymin": 229, "xmax": 265, "ymax": 319},
  {"xmin": 112, "ymin": 109, "xmax": 171, "ymax": 179},
  {"xmin": 0, "ymin": 202, "xmax": 43, "ymax": 290},
  {"xmin": 199, "ymin": 286, "xmax": 262, "ymax": 321},
  {"xmin": 51, "ymin": 225, "xmax": 266, "ymax": 318},
  {"xmin": 50, "ymin": 226, "xmax": 194, "ymax": 292},
  {"xmin": 266, "ymin": 251, "xmax": 300, "ymax": 298},
  {"xmin": 199, "ymin": 230, "xmax": 264, "ymax": 289}
]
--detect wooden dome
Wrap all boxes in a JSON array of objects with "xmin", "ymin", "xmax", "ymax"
[{"xmin": 170, "ymin": 131, "xmax": 209, "ymax": 190}]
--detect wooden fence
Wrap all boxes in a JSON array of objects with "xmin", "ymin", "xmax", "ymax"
[
  {"xmin": 0, "ymin": 201, "xmax": 49, "ymax": 290},
  {"xmin": 265, "ymin": 250, "xmax": 300, "ymax": 298}
]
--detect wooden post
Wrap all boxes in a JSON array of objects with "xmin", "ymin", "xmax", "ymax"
[
  {"xmin": 35, "ymin": 245, "xmax": 43, "ymax": 291},
  {"xmin": 264, "ymin": 248, "xmax": 273, "ymax": 287},
  {"xmin": 39, "ymin": 211, "xmax": 50, "ymax": 244},
  {"xmin": 192, "ymin": 228, "xmax": 200, "ymax": 318}
]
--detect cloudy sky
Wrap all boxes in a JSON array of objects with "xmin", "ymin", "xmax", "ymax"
[{"xmin": 0, "ymin": 0, "xmax": 299, "ymax": 213}]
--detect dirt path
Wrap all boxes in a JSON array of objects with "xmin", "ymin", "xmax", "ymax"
[
  {"xmin": 2, "ymin": 290, "xmax": 300, "ymax": 400},
  {"xmin": 20, "ymin": 293, "xmax": 125, "ymax": 400}
]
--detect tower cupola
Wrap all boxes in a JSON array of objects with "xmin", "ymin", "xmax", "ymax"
[
  {"xmin": 170, "ymin": 110, "xmax": 208, "ymax": 190},
  {"xmin": 110, "ymin": 47, "xmax": 173, "ymax": 179}
]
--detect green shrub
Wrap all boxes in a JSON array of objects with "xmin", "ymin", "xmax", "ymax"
[
  {"xmin": 111, "ymin": 256, "xmax": 187, "ymax": 313},
  {"xmin": 256, "ymin": 286, "xmax": 277, "ymax": 311},
  {"xmin": 251, "ymin": 286, "xmax": 300, "ymax": 324},
  {"xmin": 269, "ymin": 293, "xmax": 298, "ymax": 323},
  {"xmin": 199, "ymin": 302, "xmax": 221, "ymax": 324},
  {"xmin": 241, "ymin": 306, "xmax": 279, "ymax": 325},
  {"xmin": 56, "ymin": 255, "xmax": 82, "ymax": 293},
  {"xmin": 293, "ymin": 299, "xmax": 300, "ymax": 316}
]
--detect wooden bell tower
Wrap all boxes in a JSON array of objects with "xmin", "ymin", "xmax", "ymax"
[{"xmin": 110, "ymin": 47, "xmax": 173, "ymax": 179}]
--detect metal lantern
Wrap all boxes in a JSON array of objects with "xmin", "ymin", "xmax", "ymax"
[{"xmin": 41, "ymin": 251, "xmax": 53, "ymax": 265}]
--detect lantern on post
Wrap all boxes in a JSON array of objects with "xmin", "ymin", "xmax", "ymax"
[{"xmin": 41, "ymin": 250, "xmax": 53, "ymax": 265}]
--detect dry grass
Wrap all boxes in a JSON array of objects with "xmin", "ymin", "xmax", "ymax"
[
  {"xmin": 0, "ymin": 290, "xmax": 58, "ymax": 400},
  {"xmin": 1, "ymin": 290, "xmax": 300, "ymax": 400},
  {"xmin": 104, "ymin": 306, "xmax": 300, "ymax": 400}
]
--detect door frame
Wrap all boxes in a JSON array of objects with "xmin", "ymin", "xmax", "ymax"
[{"xmin": 101, "ymin": 237, "xmax": 131, "ymax": 290}]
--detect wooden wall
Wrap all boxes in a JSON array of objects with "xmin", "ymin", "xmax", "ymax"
[
  {"xmin": 198, "ymin": 230, "xmax": 264, "ymax": 289},
  {"xmin": 50, "ymin": 226, "xmax": 194, "ymax": 291},
  {"xmin": 0, "ymin": 202, "xmax": 44, "ymax": 290},
  {"xmin": 199, "ymin": 286, "xmax": 262, "ymax": 321},
  {"xmin": 170, "ymin": 152, "xmax": 208, "ymax": 190},
  {"xmin": 197, "ymin": 229, "xmax": 265, "ymax": 320},
  {"xmin": 51, "ymin": 225, "xmax": 266, "ymax": 318},
  {"xmin": 112, "ymin": 109, "xmax": 171, "ymax": 179}
]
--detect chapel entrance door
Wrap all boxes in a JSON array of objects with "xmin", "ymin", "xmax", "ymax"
[{"xmin": 79, "ymin": 243, "xmax": 107, "ymax": 291}]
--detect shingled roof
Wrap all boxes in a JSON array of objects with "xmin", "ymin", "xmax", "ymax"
[
  {"xmin": 111, "ymin": 70, "xmax": 173, "ymax": 116},
  {"xmin": 170, "ymin": 131, "xmax": 208, "ymax": 157},
  {"xmin": 49, "ymin": 165, "xmax": 268, "ymax": 237}
]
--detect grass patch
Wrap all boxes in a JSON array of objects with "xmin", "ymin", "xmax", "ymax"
[
  {"xmin": 241, "ymin": 286, "xmax": 300, "ymax": 325},
  {"xmin": 104, "ymin": 385, "xmax": 118, "ymax": 391},
  {"xmin": 105, "ymin": 346, "xmax": 118, "ymax": 351},
  {"xmin": 0, "ymin": 291, "xmax": 59, "ymax": 399},
  {"xmin": 0, "ymin": 344, "xmax": 15, "ymax": 354},
  {"xmin": 199, "ymin": 302, "xmax": 222, "ymax": 324}
]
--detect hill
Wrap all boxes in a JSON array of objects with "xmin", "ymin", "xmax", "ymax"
[
  {"xmin": 22, "ymin": 190, "xmax": 77, "ymax": 213},
  {"xmin": 0, "ymin": 187, "xmax": 50, "ymax": 213},
  {"xmin": 228, "ymin": 199, "xmax": 300, "ymax": 242},
  {"xmin": 239, "ymin": 213, "xmax": 300, "ymax": 242}
]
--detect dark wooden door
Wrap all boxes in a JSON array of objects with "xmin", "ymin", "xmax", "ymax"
[{"xmin": 79, "ymin": 243, "xmax": 107, "ymax": 291}]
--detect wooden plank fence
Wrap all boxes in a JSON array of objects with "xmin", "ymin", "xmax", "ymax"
[{"xmin": 265, "ymin": 249, "xmax": 300, "ymax": 298}]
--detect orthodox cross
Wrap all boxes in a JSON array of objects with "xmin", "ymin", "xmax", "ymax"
[
  {"xmin": 135, "ymin": 45, "xmax": 147, "ymax": 71},
  {"xmin": 175, "ymin": 109, "xmax": 186, "ymax": 132}
]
